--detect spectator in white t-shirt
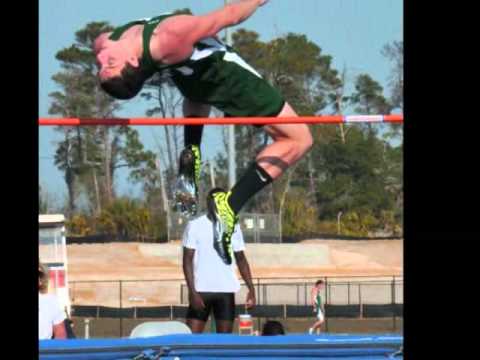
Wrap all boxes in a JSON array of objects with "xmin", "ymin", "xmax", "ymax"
[
  {"xmin": 39, "ymin": 262, "xmax": 67, "ymax": 340},
  {"xmin": 183, "ymin": 188, "xmax": 256, "ymax": 333}
]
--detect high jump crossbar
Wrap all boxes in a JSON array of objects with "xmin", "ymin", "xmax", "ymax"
[{"xmin": 38, "ymin": 115, "xmax": 403, "ymax": 126}]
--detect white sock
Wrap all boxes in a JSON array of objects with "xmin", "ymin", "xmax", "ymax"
[{"xmin": 309, "ymin": 328, "xmax": 313, "ymax": 334}]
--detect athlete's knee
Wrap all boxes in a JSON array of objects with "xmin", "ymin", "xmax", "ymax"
[
  {"xmin": 294, "ymin": 127, "xmax": 313, "ymax": 156},
  {"xmin": 302, "ymin": 129, "xmax": 314, "ymax": 153}
]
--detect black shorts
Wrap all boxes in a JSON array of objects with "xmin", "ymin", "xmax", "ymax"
[{"xmin": 186, "ymin": 292, "xmax": 236, "ymax": 322}]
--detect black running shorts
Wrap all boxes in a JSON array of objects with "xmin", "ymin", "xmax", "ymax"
[{"xmin": 186, "ymin": 292, "xmax": 236, "ymax": 322}]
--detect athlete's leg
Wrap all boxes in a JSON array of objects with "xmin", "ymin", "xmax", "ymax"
[
  {"xmin": 225, "ymin": 102, "xmax": 313, "ymax": 217},
  {"xmin": 212, "ymin": 293, "xmax": 236, "ymax": 334},
  {"xmin": 312, "ymin": 319, "xmax": 324, "ymax": 331},
  {"xmin": 212, "ymin": 102, "xmax": 313, "ymax": 264},
  {"xmin": 215, "ymin": 320, "xmax": 234, "ymax": 333},
  {"xmin": 309, "ymin": 320, "xmax": 323, "ymax": 334},
  {"xmin": 186, "ymin": 292, "xmax": 212, "ymax": 333},
  {"xmin": 259, "ymin": 102, "xmax": 313, "ymax": 179},
  {"xmin": 186, "ymin": 318, "xmax": 207, "ymax": 334},
  {"xmin": 182, "ymin": 98, "xmax": 210, "ymax": 184},
  {"xmin": 183, "ymin": 98, "xmax": 210, "ymax": 147},
  {"xmin": 174, "ymin": 99, "xmax": 211, "ymax": 217}
]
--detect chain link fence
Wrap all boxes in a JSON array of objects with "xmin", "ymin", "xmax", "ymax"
[
  {"xmin": 70, "ymin": 276, "xmax": 403, "ymax": 308},
  {"xmin": 69, "ymin": 276, "xmax": 402, "ymax": 338}
]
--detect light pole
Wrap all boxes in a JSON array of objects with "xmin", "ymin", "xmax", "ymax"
[{"xmin": 224, "ymin": 0, "xmax": 237, "ymax": 188}]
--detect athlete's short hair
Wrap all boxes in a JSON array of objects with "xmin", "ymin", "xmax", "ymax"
[
  {"xmin": 100, "ymin": 63, "xmax": 151, "ymax": 100},
  {"xmin": 262, "ymin": 321, "xmax": 285, "ymax": 336},
  {"xmin": 315, "ymin": 280, "xmax": 324, "ymax": 286}
]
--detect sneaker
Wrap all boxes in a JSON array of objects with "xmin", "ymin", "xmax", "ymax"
[
  {"xmin": 173, "ymin": 145, "xmax": 201, "ymax": 217},
  {"xmin": 212, "ymin": 191, "xmax": 238, "ymax": 265}
]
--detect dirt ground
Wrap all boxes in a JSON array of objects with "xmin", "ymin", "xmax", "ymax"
[
  {"xmin": 63, "ymin": 240, "xmax": 402, "ymax": 307},
  {"xmin": 66, "ymin": 239, "xmax": 403, "ymax": 281}
]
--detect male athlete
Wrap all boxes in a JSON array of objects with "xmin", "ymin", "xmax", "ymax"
[
  {"xmin": 182, "ymin": 188, "xmax": 255, "ymax": 334},
  {"xmin": 94, "ymin": 0, "xmax": 313, "ymax": 265},
  {"xmin": 309, "ymin": 280, "xmax": 325, "ymax": 334}
]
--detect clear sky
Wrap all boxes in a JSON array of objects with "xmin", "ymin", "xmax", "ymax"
[{"xmin": 39, "ymin": 0, "xmax": 403, "ymax": 206}]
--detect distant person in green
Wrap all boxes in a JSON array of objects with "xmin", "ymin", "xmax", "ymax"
[
  {"xmin": 93, "ymin": 0, "xmax": 313, "ymax": 266},
  {"xmin": 309, "ymin": 280, "xmax": 325, "ymax": 334}
]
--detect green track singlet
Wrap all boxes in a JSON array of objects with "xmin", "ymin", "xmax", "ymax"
[
  {"xmin": 109, "ymin": 14, "xmax": 285, "ymax": 117},
  {"xmin": 315, "ymin": 291, "xmax": 323, "ymax": 315}
]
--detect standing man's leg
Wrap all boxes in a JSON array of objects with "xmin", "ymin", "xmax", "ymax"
[
  {"xmin": 174, "ymin": 99, "xmax": 211, "ymax": 216},
  {"xmin": 212, "ymin": 293, "xmax": 236, "ymax": 334},
  {"xmin": 216, "ymin": 320, "xmax": 234, "ymax": 333},
  {"xmin": 186, "ymin": 292, "xmax": 212, "ymax": 334},
  {"xmin": 187, "ymin": 318, "xmax": 207, "ymax": 334}
]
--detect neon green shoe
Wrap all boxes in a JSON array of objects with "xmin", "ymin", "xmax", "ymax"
[
  {"xmin": 212, "ymin": 191, "xmax": 238, "ymax": 265},
  {"xmin": 173, "ymin": 145, "xmax": 201, "ymax": 217},
  {"xmin": 191, "ymin": 144, "xmax": 201, "ymax": 186}
]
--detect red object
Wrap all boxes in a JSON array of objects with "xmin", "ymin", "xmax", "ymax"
[
  {"xmin": 49, "ymin": 268, "xmax": 66, "ymax": 288},
  {"xmin": 38, "ymin": 115, "xmax": 403, "ymax": 126},
  {"xmin": 239, "ymin": 320, "xmax": 253, "ymax": 327}
]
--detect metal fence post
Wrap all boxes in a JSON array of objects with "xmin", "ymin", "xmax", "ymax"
[
  {"xmin": 296, "ymin": 284, "xmax": 300, "ymax": 305},
  {"xmin": 263, "ymin": 283, "xmax": 267, "ymax": 305},
  {"xmin": 84, "ymin": 318, "xmax": 90, "ymax": 339},
  {"xmin": 119, "ymin": 280, "xmax": 123, "ymax": 337},
  {"xmin": 391, "ymin": 276, "xmax": 396, "ymax": 305},
  {"xmin": 257, "ymin": 278, "xmax": 261, "ymax": 305},
  {"xmin": 359, "ymin": 282, "xmax": 363, "ymax": 319},
  {"xmin": 392, "ymin": 276, "xmax": 396, "ymax": 331},
  {"xmin": 325, "ymin": 278, "xmax": 330, "ymax": 304},
  {"xmin": 180, "ymin": 283, "xmax": 184, "ymax": 305},
  {"xmin": 304, "ymin": 283, "xmax": 308, "ymax": 305},
  {"xmin": 348, "ymin": 282, "xmax": 351, "ymax": 305}
]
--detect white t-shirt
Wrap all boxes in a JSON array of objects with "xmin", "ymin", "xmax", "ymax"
[
  {"xmin": 39, "ymin": 293, "xmax": 65, "ymax": 340},
  {"xmin": 182, "ymin": 214, "xmax": 245, "ymax": 293}
]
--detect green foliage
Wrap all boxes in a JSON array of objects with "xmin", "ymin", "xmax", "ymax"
[
  {"xmin": 281, "ymin": 188, "xmax": 320, "ymax": 237},
  {"xmin": 350, "ymin": 74, "xmax": 392, "ymax": 115},
  {"xmin": 49, "ymin": 22, "xmax": 160, "ymax": 214},
  {"xmin": 341, "ymin": 211, "xmax": 380, "ymax": 237},
  {"xmin": 66, "ymin": 214, "xmax": 91, "ymax": 236},
  {"xmin": 316, "ymin": 127, "xmax": 398, "ymax": 221},
  {"xmin": 95, "ymin": 198, "xmax": 152, "ymax": 241}
]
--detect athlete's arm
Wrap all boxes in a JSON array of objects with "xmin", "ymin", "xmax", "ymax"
[
  {"xmin": 52, "ymin": 321, "xmax": 67, "ymax": 339},
  {"xmin": 182, "ymin": 247, "xmax": 205, "ymax": 310},
  {"xmin": 235, "ymin": 251, "xmax": 256, "ymax": 309},
  {"xmin": 311, "ymin": 288, "xmax": 317, "ymax": 309},
  {"xmin": 151, "ymin": 0, "xmax": 268, "ymax": 64}
]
